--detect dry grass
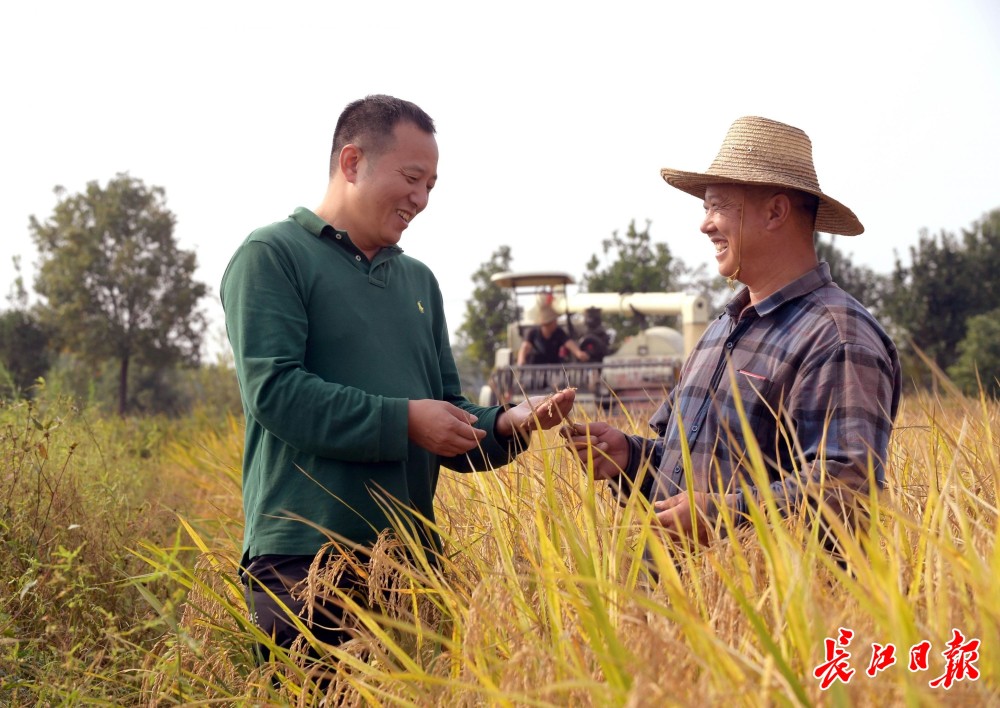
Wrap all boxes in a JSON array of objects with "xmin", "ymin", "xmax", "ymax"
[{"xmin": 2, "ymin": 390, "xmax": 998, "ymax": 706}]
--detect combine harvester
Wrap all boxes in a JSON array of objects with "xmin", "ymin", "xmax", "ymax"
[{"xmin": 478, "ymin": 271, "xmax": 711, "ymax": 412}]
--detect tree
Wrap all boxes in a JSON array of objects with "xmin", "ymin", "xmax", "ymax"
[
  {"xmin": 584, "ymin": 219, "xmax": 682, "ymax": 294},
  {"xmin": 583, "ymin": 219, "xmax": 712, "ymax": 341},
  {"xmin": 947, "ymin": 308, "xmax": 1000, "ymax": 398},
  {"xmin": 958, "ymin": 209, "xmax": 1000, "ymax": 314},
  {"xmin": 943, "ymin": 210, "xmax": 1000, "ymax": 396},
  {"xmin": 0, "ymin": 309, "xmax": 51, "ymax": 399},
  {"xmin": 30, "ymin": 173, "xmax": 207, "ymax": 416},
  {"xmin": 882, "ymin": 235, "xmax": 966, "ymax": 370},
  {"xmin": 0, "ymin": 256, "xmax": 52, "ymax": 399},
  {"xmin": 814, "ymin": 234, "xmax": 887, "ymax": 312},
  {"xmin": 455, "ymin": 246, "xmax": 517, "ymax": 378},
  {"xmin": 879, "ymin": 208, "xmax": 1000, "ymax": 388}
]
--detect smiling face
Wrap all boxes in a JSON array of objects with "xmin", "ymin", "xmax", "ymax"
[
  {"xmin": 346, "ymin": 121, "xmax": 438, "ymax": 258},
  {"xmin": 700, "ymin": 183, "xmax": 821, "ymax": 302},
  {"xmin": 701, "ymin": 184, "xmax": 778, "ymax": 285},
  {"xmin": 701, "ymin": 184, "xmax": 756, "ymax": 281}
]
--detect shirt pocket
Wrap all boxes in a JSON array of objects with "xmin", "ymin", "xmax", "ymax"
[{"xmin": 717, "ymin": 369, "xmax": 777, "ymax": 446}]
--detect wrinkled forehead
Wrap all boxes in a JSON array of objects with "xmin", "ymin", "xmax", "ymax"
[{"xmin": 703, "ymin": 183, "xmax": 746, "ymax": 202}]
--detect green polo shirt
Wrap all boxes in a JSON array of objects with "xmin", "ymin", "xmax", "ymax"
[{"xmin": 221, "ymin": 208, "xmax": 518, "ymax": 566}]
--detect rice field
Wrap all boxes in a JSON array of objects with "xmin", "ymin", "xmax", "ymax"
[{"xmin": 1, "ymin": 387, "xmax": 997, "ymax": 706}]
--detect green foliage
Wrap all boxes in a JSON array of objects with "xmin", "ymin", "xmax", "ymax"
[
  {"xmin": 455, "ymin": 246, "xmax": 517, "ymax": 378},
  {"xmin": 583, "ymin": 219, "xmax": 722, "ymax": 340},
  {"xmin": 882, "ymin": 209, "xmax": 1000, "ymax": 387},
  {"xmin": 0, "ymin": 398, "xmax": 190, "ymax": 703},
  {"xmin": 885, "ymin": 231, "xmax": 970, "ymax": 372},
  {"xmin": 947, "ymin": 307, "xmax": 1000, "ymax": 397},
  {"xmin": 1, "ymin": 256, "xmax": 53, "ymax": 401},
  {"xmin": 584, "ymin": 219, "xmax": 682, "ymax": 294},
  {"xmin": 39, "ymin": 353, "xmax": 242, "ymax": 419},
  {"xmin": 178, "ymin": 359, "xmax": 244, "ymax": 419},
  {"xmin": 0, "ymin": 308, "xmax": 51, "ymax": 399},
  {"xmin": 814, "ymin": 234, "xmax": 888, "ymax": 312},
  {"xmin": 29, "ymin": 173, "xmax": 208, "ymax": 416},
  {"xmin": 962, "ymin": 208, "xmax": 1000, "ymax": 307}
]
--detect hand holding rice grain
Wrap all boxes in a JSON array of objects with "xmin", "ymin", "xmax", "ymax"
[
  {"xmin": 496, "ymin": 387, "xmax": 577, "ymax": 439},
  {"xmin": 516, "ymin": 387, "xmax": 578, "ymax": 432}
]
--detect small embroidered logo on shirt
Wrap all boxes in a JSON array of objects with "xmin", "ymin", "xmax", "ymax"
[{"xmin": 417, "ymin": 300, "xmax": 425, "ymax": 314}]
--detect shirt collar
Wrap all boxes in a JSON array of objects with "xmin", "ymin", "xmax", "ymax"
[
  {"xmin": 724, "ymin": 262, "xmax": 833, "ymax": 320},
  {"xmin": 289, "ymin": 206, "xmax": 403, "ymax": 259}
]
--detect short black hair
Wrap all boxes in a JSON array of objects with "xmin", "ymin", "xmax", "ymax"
[{"xmin": 329, "ymin": 95, "xmax": 436, "ymax": 176}]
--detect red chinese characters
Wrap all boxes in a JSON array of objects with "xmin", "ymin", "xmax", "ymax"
[
  {"xmin": 813, "ymin": 628, "xmax": 981, "ymax": 689},
  {"xmin": 909, "ymin": 640, "xmax": 931, "ymax": 672},
  {"xmin": 929, "ymin": 629, "xmax": 980, "ymax": 689},
  {"xmin": 866, "ymin": 642, "xmax": 897, "ymax": 677},
  {"xmin": 813, "ymin": 628, "xmax": 856, "ymax": 689}
]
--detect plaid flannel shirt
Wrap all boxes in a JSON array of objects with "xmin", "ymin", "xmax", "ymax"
[{"xmin": 621, "ymin": 263, "xmax": 901, "ymax": 525}]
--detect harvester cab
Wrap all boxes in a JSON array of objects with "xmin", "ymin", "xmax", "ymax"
[{"xmin": 479, "ymin": 270, "xmax": 712, "ymax": 412}]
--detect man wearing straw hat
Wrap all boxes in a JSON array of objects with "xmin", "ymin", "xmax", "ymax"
[
  {"xmin": 517, "ymin": 302, "xmax": 591, "ymax": 366},
  {"xmin": 563, "ymin": 116, "xmax": 902, "ymax": 547}
]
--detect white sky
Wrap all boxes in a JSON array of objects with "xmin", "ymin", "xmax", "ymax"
[{"xmin": 2, "ymin": 1, "xmax": 998, "ymax": 357}]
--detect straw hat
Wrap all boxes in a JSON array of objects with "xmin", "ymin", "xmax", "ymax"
[
  {"xmin": 660, "ymin": 116, "xmax": 863, "ymax": 236},
  {"xmin": 534, "ymin": 304, "xmax": 559, "ymax": 326}
]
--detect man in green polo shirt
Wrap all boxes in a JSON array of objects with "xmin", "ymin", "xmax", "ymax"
[{"xmin": 221, "ymin": 94, "xmax": 575, "ymax": 659}]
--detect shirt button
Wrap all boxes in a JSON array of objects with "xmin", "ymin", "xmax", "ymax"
[
  {"xmin": 355, "ymin": 255, "xmax": 361, "ymax": 261},
  {"xmin": 690, "ymin": 424, "xmax": 699, "ymax": 433},
  {"xmin": 335, "ymin": 233, "xmax": 342, "ymax": 240},
  {"xmin": 673, "ymin": 464, "xmax": 681, "ymax": 474},
  {"xmin": 726, "ymin": 342, "xmax": 734, "ymax": 349}
]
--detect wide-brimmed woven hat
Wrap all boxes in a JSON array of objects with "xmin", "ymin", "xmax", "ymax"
[{"xmin": 660, "ymin": 116, "xmax": 864, "ymax": 236}]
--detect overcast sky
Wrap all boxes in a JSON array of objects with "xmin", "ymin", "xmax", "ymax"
[{"xmin": 2, "ymin": 0, "xmax": 998, "ymax": 356}]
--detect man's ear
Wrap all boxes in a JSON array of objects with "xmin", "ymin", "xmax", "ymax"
[
  {"xmin": 339, "ymin": 144, "xmax": 362, "ymax": 183},
  {"xmin": 764, "ymin": 192, "xmax": 792, "ymax": 232}
]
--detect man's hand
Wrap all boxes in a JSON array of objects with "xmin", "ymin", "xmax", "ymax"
[
  {"xmin": 408, "ymin": 400, "xmax": 486, "ymax": 456},
  {"xmin": 559, "ymin": 421, "xmax": 629, "ymax": 480},
  {"xmin": 654, "ymin": 492, "xmax": 716, "ymax": 545},
  {"xmin": 495, "ymin": 388, "xmax": 577, "ymax": 438}
]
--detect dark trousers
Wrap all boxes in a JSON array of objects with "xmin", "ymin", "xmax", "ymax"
[{"xmin": 242, "ymin": 554, "xmax": 362, "ymax": 663}]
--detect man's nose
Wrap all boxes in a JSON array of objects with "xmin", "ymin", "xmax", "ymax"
[{"xmin": 412, "ymin": 185, "xmax": 430, "ymax": 213}]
